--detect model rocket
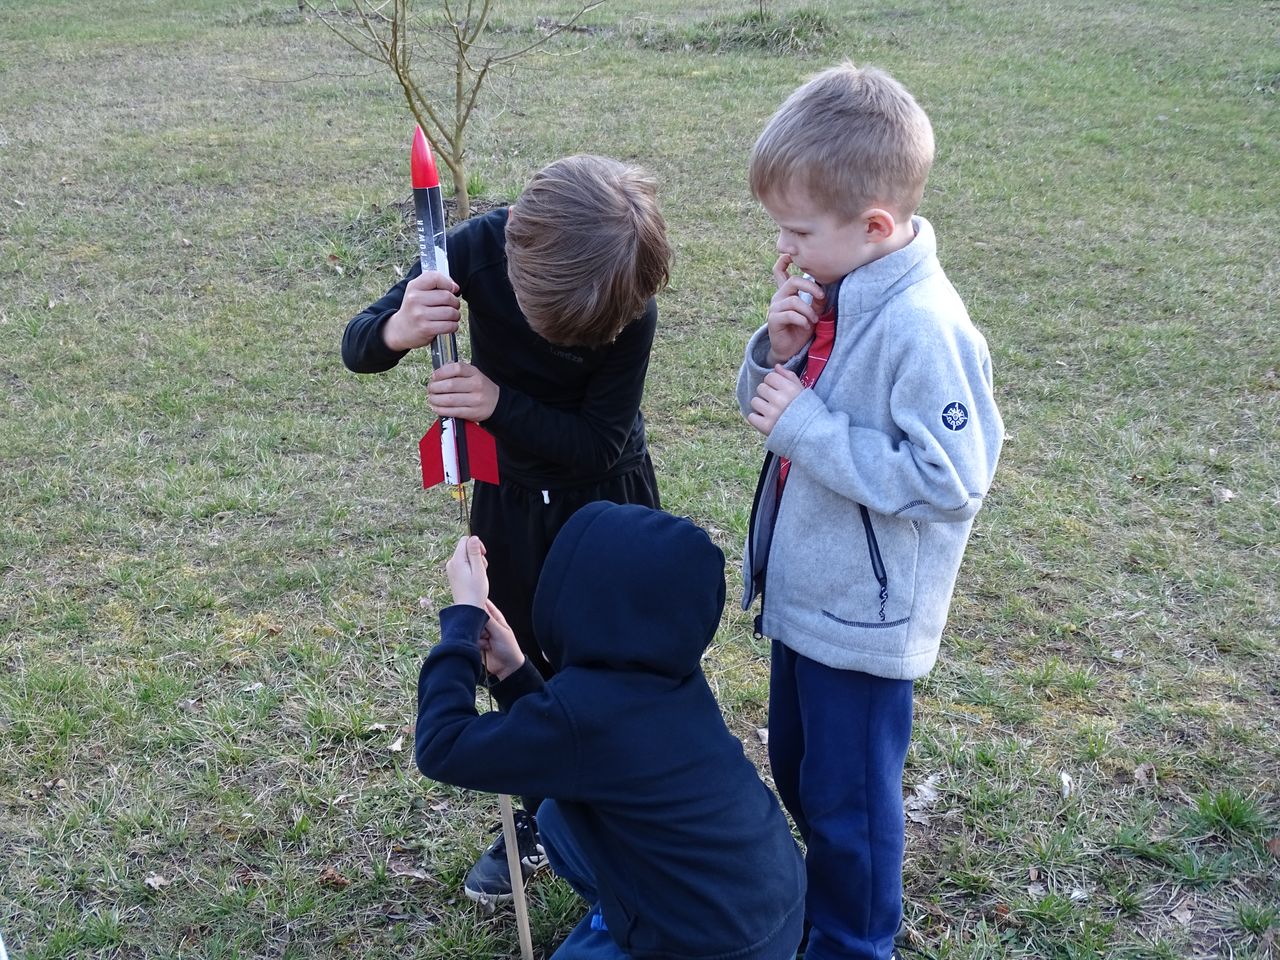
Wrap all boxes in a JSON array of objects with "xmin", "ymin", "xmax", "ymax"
[{"xmin": 411, "ymin": 126, "xmax": 499, "ymax": 497}]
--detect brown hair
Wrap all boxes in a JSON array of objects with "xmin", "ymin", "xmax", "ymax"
[
  {"xmin": 505, "ymin": 155, "xmax": 672, "ymax": 348},
  {"xmin": 749, "ymin": 62, "xmax": 935, "ymax": 222}
]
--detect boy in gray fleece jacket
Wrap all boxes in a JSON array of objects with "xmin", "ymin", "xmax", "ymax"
[{"xmin": 738, "ymin": 63, "xmax": 1003, "ymax": 960}]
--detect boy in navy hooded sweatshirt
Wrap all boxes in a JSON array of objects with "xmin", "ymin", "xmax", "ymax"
[{"xmin": 416, "ymin": 502, "xmax": 806, "ymax": 960}]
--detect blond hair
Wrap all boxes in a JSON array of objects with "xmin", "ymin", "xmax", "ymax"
[
  {"xmin": 749, "ymin": 62, "xmax": 935, "ymax": 222},
  {"xmin": 505, "ymin": 155, "xmax": 672, "ymax": 348}
]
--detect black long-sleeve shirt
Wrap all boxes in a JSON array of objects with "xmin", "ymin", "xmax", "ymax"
[{"xmin": 341, "ymin": 208, "xmax": 656, "ymax": 488}]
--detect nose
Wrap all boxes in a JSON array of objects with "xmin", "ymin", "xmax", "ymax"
[{"xmin": 776, "ymin": 231, "xmax": 795, "ymax": 256}]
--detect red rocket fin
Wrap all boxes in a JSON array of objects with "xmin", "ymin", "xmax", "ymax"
[
  {"xmin": 419, "ymin": 420, "xmax": 445, "ymax": 489},
  {"xmin": 463, "ymin": 421, "xmax": 500, "ymax": 485},
  {"xmin": 419, "ymin": 418, "xmax": 498, "ymax": 488}
]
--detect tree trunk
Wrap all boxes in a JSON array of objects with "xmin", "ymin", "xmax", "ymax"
[{"xmin": 448, "ymin": 154, "xmax": 470, "ymax": 221}]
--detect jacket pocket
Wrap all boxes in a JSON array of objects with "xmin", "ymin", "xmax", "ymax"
[{"xmin": 818, "ymin": 506, "xmax": 918, "ymax": 629}]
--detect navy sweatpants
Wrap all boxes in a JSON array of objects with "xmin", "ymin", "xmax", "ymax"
[
  {"xmin": 768, "ymin": 641, "xmax": 913, "ymax": 960},
  {"xmin": 537, "ymin": 800, "xmax": 632, "ymax": 960}
]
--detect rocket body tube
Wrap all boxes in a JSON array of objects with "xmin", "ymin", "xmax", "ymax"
[{"xmin": 411, "ymin": 127, "xmax": 498, "ymax": 489}]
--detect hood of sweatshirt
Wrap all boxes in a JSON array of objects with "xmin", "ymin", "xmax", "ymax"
[{"xmin": 532, "ymin": 502, "xmax": 726, "ymax": 679}]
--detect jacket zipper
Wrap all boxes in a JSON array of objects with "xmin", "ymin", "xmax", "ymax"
[
  {"xmin": 858, "ymin": 504, "xmax": 889, "ymax": 622},
  {"xmin": 746, "ymin": 451, "xmax": 776, "ymax": 638}
]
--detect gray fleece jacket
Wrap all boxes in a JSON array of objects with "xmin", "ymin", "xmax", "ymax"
[{"xmin": 738, "ymin": 217, "xmax": 1003, "ymax": 680}]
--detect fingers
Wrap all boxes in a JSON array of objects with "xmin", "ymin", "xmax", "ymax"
[
  {"xmin": 745, "ymin": 408, "xmax": 774, "ymax": 437},
  {"xmin": 427, "ymin": 363, "xmax": 499, "ymax": 421},
  {"xmin": 451, "ymin": 535, "xmax": 486, "ymax": 570},
  {"xmin": 772, "ymin": 254, "xmax": 794, "ymax": 286},
  {"xmin": 408, "ymin": 270, "xmax": 460, "ymax": 295},
  {"xmin": 766, "ymin": 364, "xmax": 804, "ymax": 388},
  {"xmin": 451, "ymin": 535, "xmax": 471, "ymax": 564},
  {"xmin": 483, "ymin": 599, "xmax": 510, "ymax": 629},
  {"xmin": 429, "ymin": 361, "xmax": 472, "ymax": 384}
]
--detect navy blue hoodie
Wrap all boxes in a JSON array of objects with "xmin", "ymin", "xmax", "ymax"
[{"xmin": 416, "ymin": 502, "xmax": 806, "ymax": 960}]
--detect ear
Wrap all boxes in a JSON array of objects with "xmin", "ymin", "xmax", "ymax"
[{"xmin": 862, "ymin": 207, "xmax": 898, "ymax": 243}]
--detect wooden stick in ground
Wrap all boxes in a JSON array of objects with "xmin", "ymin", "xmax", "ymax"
[{"xmin": 498, "ymin": 792, "xmax": 535, "ymax": 960}]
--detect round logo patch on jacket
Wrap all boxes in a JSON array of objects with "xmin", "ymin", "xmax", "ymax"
[{"xmin": 942, "ymin": 402, "xmax": 969, "ymax": 431}]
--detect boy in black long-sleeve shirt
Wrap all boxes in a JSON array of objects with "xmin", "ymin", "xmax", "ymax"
[{"xmin": 342, "ymin": 155, "xmax": 672, "ymax": 902}]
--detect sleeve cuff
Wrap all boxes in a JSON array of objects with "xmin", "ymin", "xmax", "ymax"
[
  {"xmin": 439, "ymin": 603, "xmax": 489, "ymax": 643},
  {"xmin": 491, "ymin": 659, "xmax": 545, "ymax": 710}
]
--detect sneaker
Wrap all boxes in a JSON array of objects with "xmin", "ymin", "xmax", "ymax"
[{"xmin": 463, "ymin": 810, "xmax": 547, "ymax": 904}]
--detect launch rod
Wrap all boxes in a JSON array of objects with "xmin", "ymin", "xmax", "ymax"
[{"xmin": 500, "ymin": 794, "xmax": 536, "ymax": 960}]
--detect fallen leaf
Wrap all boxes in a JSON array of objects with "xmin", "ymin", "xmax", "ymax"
[
  {"xmin": 1059, "ymin": 770, "xmax": 1074, "ymax": 799},
  {"xmin": 144, "ymin": 873, "xmax": 171, "ymax": 890},
  {"xmin": 1133, "ymin": 762, "xmax": 1156, "ymax": 786},
  {"xmin": 367, "ymin": 722, "xmax": 389, "ymax": 733},
  {"xmin": 1171, "ymin": 897, "xmax": 1193, "ymax": 924},
  {"xmin": 387, "ymin": 735, "xmax": 404, "ymax": 753},
  {"xmin": 1069, "ymin": 887, "xmax": 1088, "ymax": 902},
  {"xmin": 1213, "ymin": 487, "xmax": 1235, "ymax": 503},
  {"xmin": 240, "ymin": 682, "xmax": 265, "ymax": 694},
  {"xmin": 907, "ymin": 774, "xmax": 942, "ymax": 807},
  {"xmin": 905, "ymin": 774, "xmax": 942, "ymax": 824},
  {"xmin": 755, "ymin": 728, "xmax": 769, "ymax": 745},
  {"xmin": 319, "ymin": 866, "xmax": 350, "ymax": 889},
  {"xmin": 176, "ymin": 698, "xmax": 201, "ymax": 713},
  {"xmin": 179, "ymin": 237, "xmax": 192, "ymax": 248},
  {"xmin": 390, "ymin": 859, "xmax": 430, "ymax": 881},
  {"xmin": 1265, "ymin": 836, "xmax": 1280, "ymax": 859},
  {"xmin": 232, "ymin": 866, "xmax": 265, "ymax": 886},
  {"xmin": 1027, "ymin": 882, "xmax": 1047, "ymax": 897},
  {"xmin": 1028, "ymin": 866, "xmax": 1041, "ymax": 882}
]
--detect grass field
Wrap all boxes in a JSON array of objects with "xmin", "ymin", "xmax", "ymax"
[{"xmin": 1, "ymin": 0, "xmax": 1277, "ymax": 957}]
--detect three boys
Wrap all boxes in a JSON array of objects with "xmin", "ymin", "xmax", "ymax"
[{"xmin": 352, "ymin": 59, "xmax": 1002, "ymax": 960}]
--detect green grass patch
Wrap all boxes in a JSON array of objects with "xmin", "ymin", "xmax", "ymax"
[{"xmin": 2, "ymin": 0, "xmax": 1278, "ymax": 957}]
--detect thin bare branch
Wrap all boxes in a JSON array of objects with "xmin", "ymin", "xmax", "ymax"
[{"xmin": 307, "ymin": 0, "xmax": 611, "ymax": 222}]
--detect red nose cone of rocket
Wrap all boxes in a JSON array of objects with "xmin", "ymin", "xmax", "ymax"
[{"xmin": 411, "ymin": 126, "xmax": 440, "ymax": 190}]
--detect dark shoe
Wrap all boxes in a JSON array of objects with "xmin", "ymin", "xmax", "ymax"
[{"xmin": 463, "ymin": 810, "xmax": 547, "ymax": 904}]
